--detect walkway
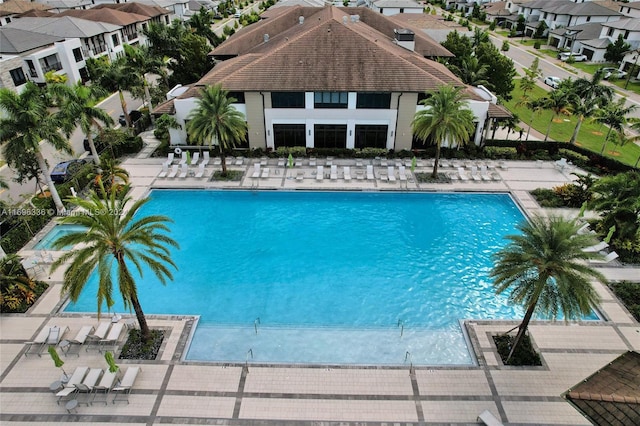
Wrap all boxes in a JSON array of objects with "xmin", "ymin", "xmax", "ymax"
[{"xmin": 1, "ymin": 153, "xmax": 639, "ymax": 425}]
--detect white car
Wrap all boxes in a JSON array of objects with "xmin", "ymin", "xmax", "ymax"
[
  {"xmin": 559, "ymin": 52, "xmax": 587, "ymax": 62},
  {"xmin": 600, "ymin": 67, "xmax": 627, "ymax": 80},
  {"xmin": 544, "ymin": 76, "xmax": 562, "ymax": 89}
]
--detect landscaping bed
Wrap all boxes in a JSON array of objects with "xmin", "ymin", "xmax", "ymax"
[
  {"xmin": 119, "ymin": 329, "xmax": 164, "ymax": 360},
  {"xmin": 493, "ymin": 334, "xmax": 542, "ymax": 366}
]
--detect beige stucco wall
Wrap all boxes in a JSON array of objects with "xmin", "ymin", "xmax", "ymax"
[
  {"xmin": 0, "ymin": 57, "xmax": 25, "ymax": 91},
  {"xmin": 245, "ymin": 92, "xmax": 266, "ymax": 149},
  {"xmin": 394, "ymin": 92, "xmax": 418, "ymax": 151}
]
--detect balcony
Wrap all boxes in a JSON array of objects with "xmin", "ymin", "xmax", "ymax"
[{"xmin": 41, "ymin": 61, "xmax": 63, "ymax": 73}]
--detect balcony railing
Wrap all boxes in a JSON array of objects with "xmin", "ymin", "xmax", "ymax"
[{"xmin": 41, "ymin": 62, "xmax": 63, "ymax": 73}]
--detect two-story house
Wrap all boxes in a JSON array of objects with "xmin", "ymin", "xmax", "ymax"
[
  {"xmin": 58, "ymin": 8, "xmax": 151, "ymax": 48},
  {"xmin": 364, "ymin": 0, "xmax": 424, "ymax": 16},
  {"xmin": 91, "ymin": 2, "xmax": 173, "ymax": 27},
  {"xmin": 0, "ymin": 0, "xmax": 51, "ymax": 26},
  {"xmin": 522, "ymin": 0, "xmax": 621, "ymax": 38}
]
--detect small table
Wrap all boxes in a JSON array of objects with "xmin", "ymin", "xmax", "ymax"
[
  {"xmin": 65, "ymin": 399, "xmax": 78, "ymax": 413},
  {"xmin": 49, "ymin": 381, "xmax": 63, "ymax": 393}
]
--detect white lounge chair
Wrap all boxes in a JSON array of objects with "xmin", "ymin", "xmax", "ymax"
[
  {"xmin": 479, "ymin": 165, "xmax": 492, "ymax": 181},
  {"xmin": 24, "ymin": 326, "xmax": 54, "ymax": 357},
  {"xmin": 470, "ymin": 166, "xmax": 482, "ymax": 182},
  {"xmin": 343, "ymin": 166, "xmax": 352, "ymax": 181},
  {"xmin": 277, "ymin": 158, "xmax": 286, "ymax": 167},
  {"xmin": 316, "ymin": 166, "xmax": 324, "ymax": 181},
  {"xmin": 399, "ymin": 166, "xmax": 407, "ymax": 183},
  {"xmin": 165, "ymin": 153, "xmax": 174, "ymax": 165},
  {"xmin": 112, "ymin": 367, "xmax": 141, "ymax": 404},
  {"xmin": 576, "ymin": 223, "xmax": 591, "ymax": 235},
  {"xmin": 591, "ymin": 251, "xmax": 619, "ymax": 264},
  {"xmin": 261, "ymin": 167, "xmax": 270, "ymax": 178},
  {"xmin": 330, "ymin": 165, "xmax": 338, "ymax": 180},
  {"xmin": 86, "ymin": 322, "xmax": 111, "ymax": 351},
  {"xmin": 555, "ymin": 157, "xmax": 569, "ymax": 170},
  {"xmin": 99, "ymin": 322, "xmax": 124, "ymax": 353},
  {"xmin": 213, "ymin": 157, "xmax": 222, "ymax": 166},
  {"xmin": 75, "ymin": 368, "xmax": 103, "ymax": 405},
  {"xmin": 56, "ymin": 366, "xmax": 89, "ymax": 404},
  {"xmin": 194, "ymin": 162, "xmax": 206, "ymax": 178},
  {"xmin": 167, "ymin": 164, "xmax": 179, "ymax": 179},
  {"xmin": 202, "ymin": 151, "xmax": 210, "ymax": 166},
  {"xmin": 190, "ymin": 152, "xmax": 200, "ymax": 165},
  {"xmin": 251, "ymin": 163, "xmax": 261, "ymax": 179},
  {"xmin": 583, "ymin": 241, "xmax": 609, "ymax": 253},
  {"xmin": 366, "ymin": 165, "xmax": 375, "ymax": 180},
  {"xmin": 477, "ymin": 409, "xmax": 503, "ymax": 426},
  {"xmin": 92, "ymin": 370, "xmax": 119, "ymax": 405},
  {"xmin": 158, "ymin": 163, "xmax": 169, "ymax": 178},
  {"xmin": 178, "ymin": 163, "xmax": 188, "ymax": 179},
  {"xmin": 178, "ymin": 152, "xmax": 188, "ymax": 165},
  {"xmin": 64, "ymin": 325, "xmax": 94, "ymax": 356},
  {"xmin": 387, "ymin": 166, "xmax": 396, "ymax": 182},
  {"xmin": 309, "ymin": 157, "xmax": 317, "ymax": 166},
  {"xmin": 457, "ymin": 167, "xmax": 469, "ymax": 181}
]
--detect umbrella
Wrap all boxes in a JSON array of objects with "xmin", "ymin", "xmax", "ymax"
[
  {"xmin": 604, "ymin": 225, "xmax": 616, "ymax": 244},
  {"xmin": 578, "ymin": 201, "xmax": 587, "ymax": 218},
  {"xmin": 411, "ymin": 156, "xmax": 417, "ymax": 172},
  {"xmin": 104, "ymin": 351, "xmax": 119, "ymax": 373},
  {"xmin": 288, "ymin": 153, "xmax": 294, "ymax": 168},
  {"xmin": 186, "ymin": 151, "xmax": 191, "ymax": 165},
  {"xmin": 48, "ymin": 346, "xmax": 68, "ymax": 379}
]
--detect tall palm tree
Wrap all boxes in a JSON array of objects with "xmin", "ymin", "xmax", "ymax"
[
  {"xmin": 568, "ymin": 71, "xmax": 613, "ymax": 144},
  {"xmin": 123, "ymin": 44, "xmax": 166, "ymax": 123},
  {"xmin": 51, "ymin": 184, "xmax": 179, "ymax": 342},
  {"xmin": 539, "ymin": 88, "xmax": 574, "ymax": 141},
  {"xmin": 592, "ymin": 97, "xmax": 638, "ymax": 155},
  {"xmin": 491, "ymin": 215, "xmax": 605, "ymax": 363},
  {"xmin": 0, "ymin": 82, "xmax": 72, "ymax": 214},
  {"xmin": 54, "ymin": 82, "xmax": 114, "ymax": 166},
  {"xmin": 186, "ymin": 84, "xmax": 248, "ymax": 175},
  {"xmin": 88, "ymin": 156, "xmax": 130, "ymax": 192},
  {"xmin": 90, "ymin": 56, "xmax": 138, "ymax": 127},
  {"xmin": 589, "ymin": 170, "xmax": 640, "ymax": 244},
  {"xmin": 412, "ymin": 85, "xmax": 476, "ymax": 178},
  {"xmin": 452, "ymin": 56, "xmax": 489, "ymax": 87}
]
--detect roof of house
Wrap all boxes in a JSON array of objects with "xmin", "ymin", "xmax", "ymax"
[
  {"xmin": 272, "ymin": 0, "xmax": 326, "ymax": 8},
  {"xmin": 17, "ymin": 9, "xmax": 56, "ymax": 18},
  {"xmin": 39, "ymin": 0, "xmax": 94, "ymax": 10},
  {"xmin": 482, "ymin": 1, "xmax": 511, "ymax": 17},
  {"xmin": 390, "ymin": 11, "xmax": 470, "ymax": 31},
  {"xmin": 3, "ymin": 16, "xmax": 122, "ymax": 37},
  {"xmin": 542, "ymin": 1, "xmax": 621, "ymax": 17},
  {"xmin": 92, "ymin": 2, "xmax": 169, "ymax": 18},
  {"xmin": 548, "ymin": 22, "xmax": 604, "ymax": 41},
  {"xmin": 580, "ymin": 37, "xmax": 611, "ymax": 49},
  {"xmin": 564, "ymin": 351, "xmax": 640, "ymax": 426},
  {"xmin": 604, "ymin": 17, "xmax": 640, "ymax": 32},
  {"xmin": 0, "ymin": 27, "xmax": 64, "ymax": 53},
  {"xmin": 0, "ymin": 0, "xmax": 51, "ymax": 17},
  {"xmin": 621, "ymin": 2, "xmax": 640, "ymax": 11},
  {"xmin": 520, "ymin": 0, "xmax": 567, "ymax": 10},
  {"xmin": 132, "ymin": 0, "xmax": 190, "ymax": 8},
  {"xmin": 372, "ymin": 0, "xmax": 423, "ymax": 8},
  {"xmin": 58, "ymin": 8, "xmax": 150, "ymax": 26}
]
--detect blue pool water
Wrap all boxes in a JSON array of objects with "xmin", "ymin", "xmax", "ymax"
[
  {"xmin": 65, "ymin": 190, "xmax": 529, "ymax": 365},
  {"xmin": 34, "ymin": 225, "xmax": 87, "ymax": 250}
]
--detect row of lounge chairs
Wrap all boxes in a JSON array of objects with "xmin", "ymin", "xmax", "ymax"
[
  {"xmin": 452, "ymin": 165, "xmax": 501, "ymax": 182},
  {"xmin": 577, "ymin": 223, "xmax": 620, "ymax": 264},
  {"xmin": 26, "ymin": 322, "xmax": 125, "ymax": 358},
  {"xmin": 55, "ymin": 365, "xmax": 141, "ymax": 406}
]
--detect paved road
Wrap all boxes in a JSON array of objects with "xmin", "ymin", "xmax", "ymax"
[{"xmin": 0, "ymin": 91, "xmax": 142, "ymax": 205}]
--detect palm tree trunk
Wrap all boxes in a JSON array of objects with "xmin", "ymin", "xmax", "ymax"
[
  {"xmin": 221, "ymin": 154, "xmax": 227, "ymax": 175},
  {"xmin": 118, "ymin": 89, "xmax": 131, "ymax": 127},
  {"xmin": 569, "ymin": 116, "xmax": 584, "ymax": 145},
  {"xmin": 117, "ymin": 257, "xmax": 151, "ymax": 342},
  {"xmin": 506, "ymin": 300, "xmax": 537, "ymax": 363},
  {"xmin": 143, "ymin": 80, "xmax": 155, "ymax": 125},
  {"xmin": 600, "ymin": 128, "xmax": 612, "ymax": 155},
  {"xmin": 35, "ymin": 151, "xmax": 65, "ymax": 215},
  {"xmin": 87, "ymin": 131, "xmax": 100, "ymax": 166},
  {"xmin": 432, "ymin": 142, "xmax": 441, "ymax": 179},
  {"xmin": 526, "ymin": 111, "xmax": 535, "ymax": 141},
  {"xmin": 544, "ymin": 116, "xmax": 553, "ymax": 142}
]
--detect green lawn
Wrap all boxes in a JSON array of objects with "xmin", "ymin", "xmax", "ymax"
[{"xmin": 503, "ymin": 80, "xmax": 640, "ymax": 166}]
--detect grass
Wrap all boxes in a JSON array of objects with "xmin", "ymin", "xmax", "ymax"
[{"xmin": 503, "ymin": 79, "xmax": 640, "ymax": 166}]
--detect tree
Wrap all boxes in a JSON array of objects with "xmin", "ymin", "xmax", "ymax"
[
  {"xmin": 520, "ymin": 58, "xmax": 542, "ymax": 99},
  {"xmin": 539, "ymin": 88, "xmax": 574, "ymax": 141},
  {"xmin": 491, "ymin": 215, "xmax": 605, "ymax": 363},
  {"xmin": 0, "ymin": 82, "xmax": 72, "ymax": 214},
  {"xmin": 567, "ymin": 71, "xmax": 613, "ymax": 145},
  {"xmin": 592, "ymin": 97, "xmax": 637, "ymax": 155},
  {"xmin": 123, "ymin": 44, "xmax": 166, "ymax": 123},
  {"xmin": 186, "ymin": 84, "xmax": 248, "ymax": 175},
  {"xmin": 533, "ymin": 21, "xmax": 547, "ymax": 39},
  {"xmin": 54, "ymin": 82, "xmax": 114, "ymax": 165},
  {"xmin": 144, "ymin": 21, "xmax": 187, "ymax": 60},
  {"xmin": 475, "ymin": 42, "xmax": 517, "ymax": 100},
  {"xmin": 169, "ymin": 32, "xmax": 214, "ymax": 86},
  {"xmin": 471, "ymin": 27, "xmax": 489, "ymax": 48},
  {"xmin": 0, "ymin": 254, "xmax": 36, "ymax": 311},
  {"xmin": 51, "ymin": 184, "xmax": 179, "ymax": 342},
  {"xmin": 89, "ymin": 56, "xmax": 138, "ymax": 127},
  {"xmin": 441, "ymin": 30, "xmax": 474, "ymax": 69},
  {"xmin": 516, "ymin": 15, "xmax": 525, "ymax": 33},
  {"xmin": 605, "ymin": 34, "xmax": 631, "ymax": 64},
  {"xmin": 88, "ymin": 156, "xmax": 129, "ymax": 193},
  {"xmin": 411, "ymin": 85, "xmax": 475, "ymax": 178},
  {"xmin": 451, "ymin": 56, "xmax": 489, "ymax": 87},
  {"xmin": 188, "ymin": 7, "xmax": 222, "ymax": 46}
]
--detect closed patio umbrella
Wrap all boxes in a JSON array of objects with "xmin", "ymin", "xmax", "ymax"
[
  {"xmin": 288, "ymin": 153, "xmax": 294, "ymax": 168},
  {"xmin": 104, "ymin": 351, "xmax": 119, "ymax": 373},
  {"xmin": 48, "ymin": 346, "xmax": 68, "ymax": 379},
  {"xmin": 604, "ymin": 225, "xmax": 616, "ymax": 244}
]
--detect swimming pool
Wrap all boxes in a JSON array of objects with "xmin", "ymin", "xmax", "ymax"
[
  {"xmin": 65, "ymin": 190, "xmax": 527, "ymax": 365},
  {"xmin": 33, "ymin": 224, "xmax": 87, "ymax": 250}
]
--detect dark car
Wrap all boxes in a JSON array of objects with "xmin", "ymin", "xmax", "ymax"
[
  {"xmin": 50, "ymin": 159, "xmax": 87, "ymax": 183},
  {"xmin": 118, "ymin": 110, "xmax": 143, "ymax": 127},
  {"xmin": 83, "ymin": 137, "xmax": 107, "ymax": 153}
]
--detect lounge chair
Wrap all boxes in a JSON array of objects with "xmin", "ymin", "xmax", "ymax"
[
  {"xmin": 91, "ymin": 370, "xmax": 119, "ymax": 405},
  {"xmin": 165, "ymin": 153, "xmax": 174, "ymax": 165},
  {"xmin": 479, "ymin": 165, "xmax": 492, "ymax": 181},
  {"xmin": 590, "ymin": 251, "xmax": 619, "ymax": 264},
  {"xmin": 65, "ymin": 325, "xmax": 94, "ymax": 356},
  {"xmin": 194, "ymin": 163, "xmax": 206, "ymax": 178},
  {"xmin": 477, "ymin": 409, "xmax": 503, "ymax": 426},
  {"xmin": 491, "ymin": 172, "xmax": 502, "ymax": 181},
  {"xmin": 24, "ymin": 326, "xmax": 53, "ymax": 357},
  {"xmin": 261, "ymin": 167, "xmax": 270, "ymax": 178},
  {"xmin": 555, "ymin": 157, "xmax": 569, "ymax": 170},
  {"xmin": 178, "ymin": 152, "xmax": 188, "ymax": 165},
  {"xmin": 178, "ymin": 163, "xmax": 188, "ymax": 179},
  {"xmin": 448, "ymin": 171, "xmax": 459, "ymax": 181},
  {"xmin": 343, "ymin": 166, "xmax": 352, "ymax": 182},
  {"xmin": 99, "ymin": 322, "xmax": 124, "ymax": 353},
  {"xmin": 309, "ymin": 157, "xmax": 317, "ymax": 166},
  {"xmin": 112, "ymin": 367, "xmax": 141, "ymax": 404},
  {"xmin": 330, "ymin": 165, "xmax": 338, "ymax": 180},
  {"xmin": 277, "ymin": 158, "xmax": 286, "ymax": 167},
  {"xmin": 190, "ymin": 152, "xmax": 200, "ymax": 165},
  {"xmin": 26, "ymin": 325, "xmax": 69, "ymax": 357},
  {"xmin": 251, "ymin": 163, "xmax": 261, "ymax": 179},
  {"xmin": 387, "ymin": 166, "xmax": 396, "ymax": 182},
  {"xmin": 295, "ymin": 171, "xmax": 304, "ymax": 181},
  {"xmin": 399, "ymin": 166, "xmax": 407, "ymax": 183},
  {"xmin": 75, "ymin": 368, "xmax": 102, "ymax": 405},
  {"xmin": 202, "ymin": 151, "xmax": 210, "ymax": 166},
  {"xmin": 167, "ymin": 164, "xmax": 179, "ymax": 179},
  {"xmin": 457, "ymin": 167, "xmax": 469, "ymax": 181},
  {"xmin": 212, "ymin": 157, "xmax": 222, "ymax": 166},
  {"xmin": 56, "ymin": 366, "xmax": 89, "ymax": 404},
  {"xmin": 86, "ymin": 322, "xmax": 111, "ymax": 352},
  {"xmin": 470, "ymin": 166, "xmax": 482, "ymax": 182},
  {"xmin": 583, "ymin": 241, "xmax": 609, "ymax": 253},
  {"xmin": 316, "ymin": 166, "xmax": 324, "ymax": 181},
  {"xmin": 380, "ymin": 158, "xmax": 388, "ymax": 167},
  {"xmin": 158, "ymin": 163, "xmax": 169, "ymax": 178},
  {"xmin": 366, "ymin": 165, "xmax": 375, "ymax": 180},
  {"xmin": 295, "ymin": 159, "xmax": 303, "ymax": 167},
  {"xmin": 576, "ymin": 223, "xmax": 591, "ymax": 235}
]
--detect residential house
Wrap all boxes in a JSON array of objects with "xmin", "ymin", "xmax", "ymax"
[
  {"xmin": 618, "ymin": 1, "xmax": 640, "ymax": 19},
  {"xmin": 364, "ymin": 0, "xmax": 424, "ymax": 16},
  {"xmin": 389, "ymin": 12, "xmax": 473, "ymax": 43},
  {"xmin": 547, "ymin": 22, "xmax": 602, "ymax": 59},
  {"xmin": 91, "ymin": 2, "xmax": 173, "ymax": 27},
  {"xmin": 35, "ymin": 0, "xmax": 94, "ymax": 13},
  {"xmin": 132, "ymin": 0, "xmax": 191, "ymax": 22},
  {"xmin": 0, "ymin": 0, "xmax": 51, "ymax": 26},
  {"xmin": 58, "ymin": 8, "xmax": 151, "ymax": 47},
  {"xmin": 154, "ymin": 6, "xmax": 510, "ymax": 151}
]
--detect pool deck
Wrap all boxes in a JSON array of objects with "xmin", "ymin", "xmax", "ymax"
[{"xmin": 2, "ymin": 151, "xmax": 639, "ymax": 425}]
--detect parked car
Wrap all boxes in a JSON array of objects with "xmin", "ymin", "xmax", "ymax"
[
  {"xmin": 544, "ymin": 76, "xmax": 562, "ymax": 89},
  {"xmin": 118, "ymin": 110, "xmax": 143, "ymax": 127},
  {"xmin": 600, "ymin": 67, "xmax": 627, "ymax": 80},
  {"xmin": 50, "ymin": 159, "xmax": 87, "ymax": 183},
  {"xmin": 234, "ymin": 10, "xmax": 241, "ymax": 18},
  {"xmin": 558, "ymin": 52, "xmax": 587, "ymax": 62}
]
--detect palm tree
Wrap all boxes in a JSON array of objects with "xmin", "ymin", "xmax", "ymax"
[
  {"xmin": 0, "ymin": 82, "xmax": 72, "ymax": 214},
  {"xmin": 186, "ymin": 84, "xmax": 248, "ymax": 176},
  {"xmin": 452, "ymin": 56, "xmax": 489, "ymax": 87},
  {"xmin": 88, "ymin": 156, "xmax": 129, "ymax": 192},
  {"xmin": 51, "ymin": 184, "xmax": 178, "ymax": 342},
  {"xmin": 412, "ymin": 85, "xmax": 476, "ymax": 178},
  {"xmin": 589, "ymin": 170, "xmax": 640, "ymax": 244},
  {"xmin": 54, "ymin": 82, "xmax": 114, "ymax": 166},
  {"xmin": 90, "ymin": 56, "xmax": 138, "ymax": 127},
  {"xmin": 490, "ymin": 215, "xmax": 606, "ymax": 363},
  {"xmin": 123, "ymin": 44, "xmax": 166, "ymax": 123},
  {"xmin": 539, "ymin": 88, "xmax": 574, "ymax": 141},
  {"xmin": 592, "ymin": 97, "xmax": 638, "ymax": 155},
  {"xmin": 568, "ymin": 71, "xmax": 613, "ymax": 144}
]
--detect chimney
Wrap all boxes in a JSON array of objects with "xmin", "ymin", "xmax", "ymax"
[
  {"xmin": 263, "ymin": 34, "xmax": 269, "ymax": 43},
  {"xmin": 299, "ymin": 16, "xmax": 304, "ymax": 24},
  {"xmin": 394, "ymin": 29, "xmax": 415, "ymax": 52}
]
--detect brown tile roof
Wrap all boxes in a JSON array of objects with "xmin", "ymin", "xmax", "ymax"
[
  {"xmin": 488, "ymin": 103, "xmax": 512, "ymax": 118},
  {"xmin": 92, "ymin": 2, "xmax": 168, "ymax": 18},
  {"xmin": 58, "ymin": 8, "xmax": 149, "ymax": 26},
  {"xmin": 564, "ymin": 351, "xmax": 640, "ymax": 426},
  {"xmin": 0, "ymin": 0, "xmax": 51, "ymax": 17},
  {"xmin": 17, "ymin": 9, "xmax": 55, "ymax": 18},
  {"xmin": 390, "ymin": 12, "xmax": 469, "ymax": 31}
]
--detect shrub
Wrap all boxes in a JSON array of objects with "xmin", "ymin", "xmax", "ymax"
[
  {"xmin": 274, "ymin": 146, "xmax": 307, "ymax": 157},
  {"xmin": 552, "ymin": 183, "xmax": 584, "ymax": 208},
  {"xmin": 501, "ymin": 40, "xmax": 510, "ymax": 52},
  {"xmin": 533, "ymin": 41, "xmax": 541, "ymax": 49},
  {"xmin": 531, "ymin": 188, "xmax": 564, "ymax": 207},
  {"xmin": 609, "ymin": 282, "xmax": 640, "ymax": 321},
  {"xmin": 483, "ymin": 146, "xmax": 518, "ymax": 159},
  {"xmin": 493, "ymin": 334, "xmax": 542, "ymax": 366},
  {"xmin": 489, "ymin": 21, "xmax": 496, "ymax": 31}
]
